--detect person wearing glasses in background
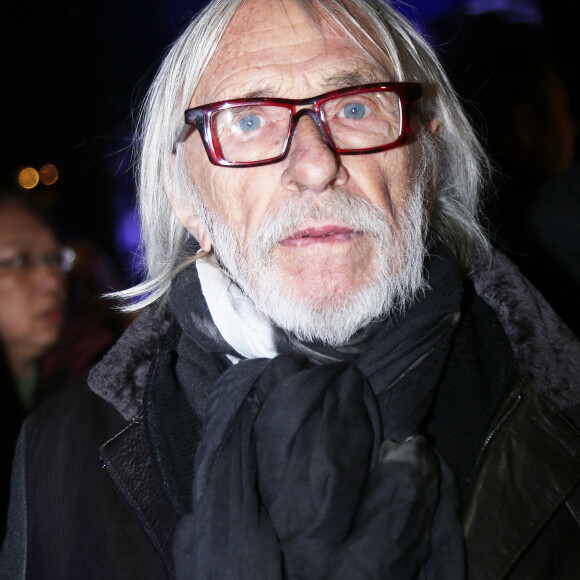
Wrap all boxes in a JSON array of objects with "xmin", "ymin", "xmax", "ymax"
[
  {"xmin": 2, "ymin": 0, "xmax": 580, "ymax": 578},
  {"xmin": 0, "ymin": 196, "xmax": 74, "ymax": 544}
]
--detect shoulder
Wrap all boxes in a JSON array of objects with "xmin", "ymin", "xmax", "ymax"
[
  {"xmin": 25, "ymin": 371, "xmax": 125, "ymax": 456},
  {"xmin": 24, "ymin": 304, "xmax": 172, "ymax": 493}
]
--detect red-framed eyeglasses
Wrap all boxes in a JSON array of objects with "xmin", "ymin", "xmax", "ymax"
[{"xmin": 174, "ymin": 82, "xmax": 422, "ymax": 168}]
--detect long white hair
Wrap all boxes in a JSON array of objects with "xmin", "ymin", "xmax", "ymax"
[{"xmin": 113, "ymin": 0, "xmax": 491, "ymax": 311}]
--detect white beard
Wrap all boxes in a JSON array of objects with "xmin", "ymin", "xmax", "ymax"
[{"xmin": 193, "ymin": 186, "xmax": 427, "ymax": 346}]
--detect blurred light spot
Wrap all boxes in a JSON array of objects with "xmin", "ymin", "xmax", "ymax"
[
  {"xmin": 18, "ymin": 167, "xmax": 39, "ymax": 189},
  {"xmin": 116, "ymin": 207, "xmax": 141, "ymax": 255},
  {"xmin": 39, "ymin": 163, "xmax": 59, "ymax": 185}
]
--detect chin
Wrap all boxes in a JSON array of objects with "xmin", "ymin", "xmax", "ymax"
[
  {"xmin": 285, "ymin": 273, "xmax": 371, "ymax": 304},
  {"xmin": 249, "ymin": 271, "xmax": 386, "ymax": 346},
  {"xmin": 34, "ymin": 326, "xmax": 63, "ymax": 353}
]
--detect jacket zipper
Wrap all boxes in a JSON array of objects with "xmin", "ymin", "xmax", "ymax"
[
  {"xmin": 474, "ymin": 393, "xmax": 524, "ymax": 473},
  {"xmin": 99, "ymin": 456, "xmax": 173, "ymax": 580}
]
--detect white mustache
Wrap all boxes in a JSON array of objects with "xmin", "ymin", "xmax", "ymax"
[{"xmin": 250, "ymin": 189, "xmax": 393, "ymax": 255}]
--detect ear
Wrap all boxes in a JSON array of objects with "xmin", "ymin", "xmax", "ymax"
[
  {"xmin": 171, "ymin": 199, "xmax": 213, "ymax": 253},
  {"xmin": 167, "ymin": 157, "xmax": 213, "ymax": 252},
  {"xmin": 426, "ymin": 118, "xmax": 444, "ymax": 143}
]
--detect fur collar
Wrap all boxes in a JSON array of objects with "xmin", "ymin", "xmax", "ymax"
[
  {"xmin": 471, "ymin": 251, "xmax": 580, "ymax": 409},
  {"xmin": 88, "ymin": 306, "xmax": 171, "ymax": 420},
  {"xmin": 88, "ymin": 251, "xmax": 580, "ymax": 420}
]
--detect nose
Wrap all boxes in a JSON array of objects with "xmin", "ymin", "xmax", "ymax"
[
  {"xmin": 281, "ymin": 115, "xmax": 348, "ymax": 194},
  {"xmin": 34, "ymin": 263, "xmax": 65, "ymax": 296}
]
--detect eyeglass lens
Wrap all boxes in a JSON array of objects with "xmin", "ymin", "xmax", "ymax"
[
  {"xmin": 0, "ymin": 248, "xmax": 75, "ymax": 273},
  {"xmin": 213, "ymin": 90, "xmax": 402, "ymax": 164}
]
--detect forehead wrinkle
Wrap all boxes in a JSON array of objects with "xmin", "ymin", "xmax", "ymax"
[
  {"xmin": 277, "ymin": 0, "xmax": 306, "ymax": 46},
  {"xmin": 200, "ymin": 56, "xmax": 369, "ymax": 104},
  {"xmin": 221, "ymin": 0, "xmax": 320, "ymax": 61},
  {"xmin": 223, "ymin": 67, "xmax": 384, "ymax": 101},
  {"xmin": 194, "ymin": 36, "xmax": 324, "ymax": 105},
  {"xmin": 200, "ymin": 63, "xmax": 389, "ymax": 105}
]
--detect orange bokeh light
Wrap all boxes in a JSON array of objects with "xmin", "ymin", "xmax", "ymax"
[
  {"xmin": 39, "ymin": 163, "xmax": 59, "ymax": 186},
  {"xmin": 18, "ymin": 167, "xmax": 40, "ymax": 189}
]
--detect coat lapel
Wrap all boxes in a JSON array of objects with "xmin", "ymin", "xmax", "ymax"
[
  {"xmin": 99, "ymin": 417, "xmax": 178, "ymax": 579},
  {"xmin": 464, "ymin": 377, "xmax": 580, "ymax": 580}
]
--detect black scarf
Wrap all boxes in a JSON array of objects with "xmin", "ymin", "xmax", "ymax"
[{"xmin": 166, "ymin": 250, "xmax": 466, "ymax": 579}]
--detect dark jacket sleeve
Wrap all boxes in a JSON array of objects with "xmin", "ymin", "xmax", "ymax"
[{"xmin": 0, "ymin": 425, "xmax": 27, "ymax": 580}]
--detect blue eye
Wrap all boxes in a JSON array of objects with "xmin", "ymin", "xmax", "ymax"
[
  {"xmin": 343, "ymin": 102, "xmax": 367, "ymax": 120},
  {"xmin": 238, "ymin": 114, "xmax": 262, "ymax": 133}
]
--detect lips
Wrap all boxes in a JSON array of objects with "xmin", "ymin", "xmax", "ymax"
[
  {"xmin": 280, "ymin": 225, "xmax": 361, "ymax": 247},
  {"xmin": 40, "ymin": 306, "xmax": 65, "ymax": 325}
]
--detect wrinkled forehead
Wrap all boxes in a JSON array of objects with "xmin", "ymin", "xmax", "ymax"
[{"xmin": 192, "ymin": 0, "xmax": 393, "ymax": 106}]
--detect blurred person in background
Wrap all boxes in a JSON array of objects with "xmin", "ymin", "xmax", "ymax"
[
  {"xmin": 0, "ymin": 194, "xmax": 130, "ymax": 543},
  {"xmin": 0, "ymin": 196, "xmax": 73, "ymax": 404},
  {"xmin": 0, "ymin": 195, "xmax": 73, "ymax": 542}
]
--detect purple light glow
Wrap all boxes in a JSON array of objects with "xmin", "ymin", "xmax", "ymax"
[{"xmin": 465, "ymin": 0, "xmax": 542, "ymax": 23}]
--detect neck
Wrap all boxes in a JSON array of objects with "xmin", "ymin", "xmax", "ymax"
[{"xmin": 7, "ymin": 347, "xmax": 39, "ymax": 379}]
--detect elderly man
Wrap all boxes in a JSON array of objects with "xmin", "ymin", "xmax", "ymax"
[{"xmin": 2, "ymin": 0, "xmax": 580, "ymax": 578}]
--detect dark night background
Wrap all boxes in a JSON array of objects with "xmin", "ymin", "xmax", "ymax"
[{"xmin": 1, "ymin": 0, "xmax": 578, "ymax": 286}]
